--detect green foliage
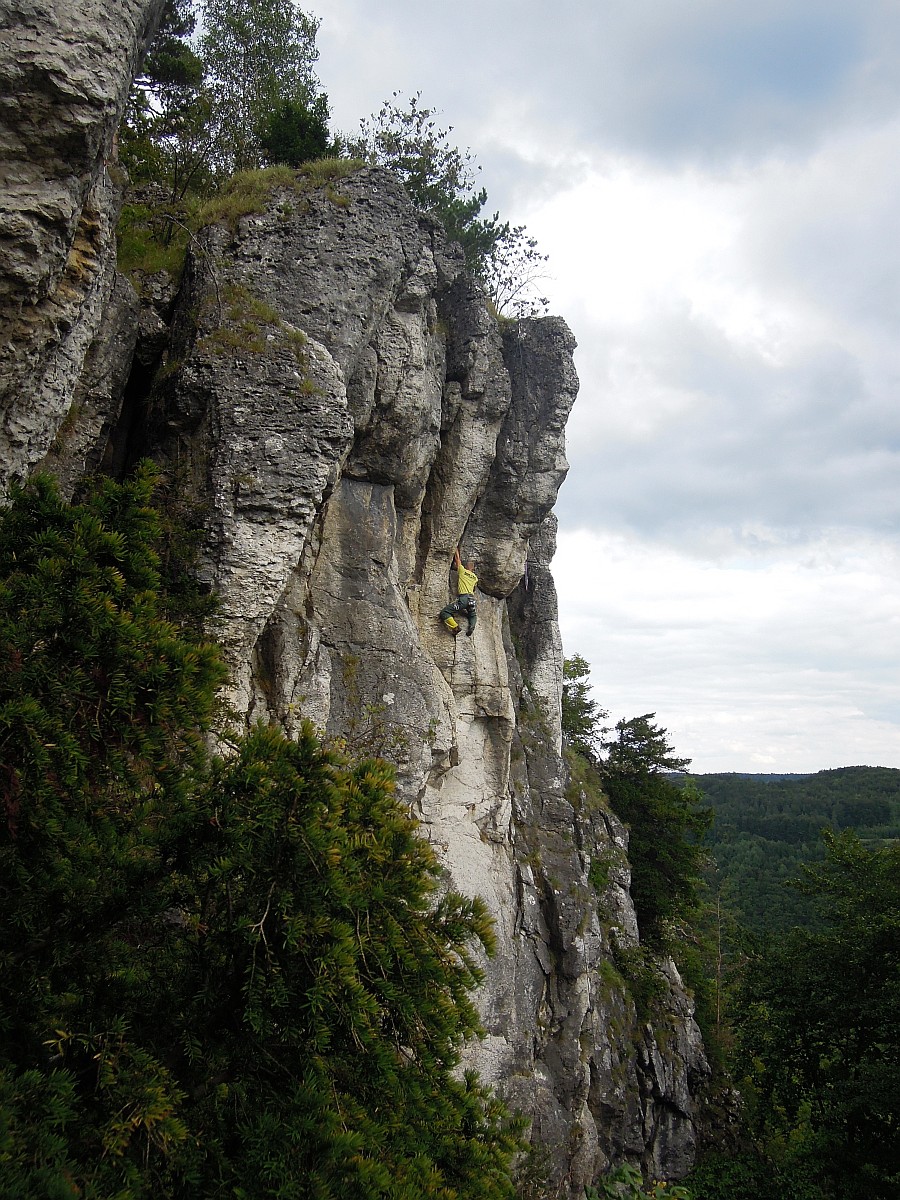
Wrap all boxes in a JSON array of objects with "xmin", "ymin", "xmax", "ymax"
[
  {"xmin": 562, "ymin": 654, "xmax": 606, "ymax": 762},
  {"xmin": 348, "ymin": 91, "xmax": 491, "ymax": 255},
  {"xmin": 196, "ymin": 165, "xmax": 302, "ymax": 230},
  {"xmin": 604, "ymin": 715, "xmax": 691, "ymax": 777},
  {"xmin": 487, "ymin": 223, "xmax": 550, "ymax": 319},
  {"xmin": 120, "ymin": 0, "xmax": 216, "ymax": 204},
  {"xmin": 200, "ymin": 0, "xmax": 326, "ymax": 174},
  {"xmin": 0, "ymin": 467, "xmax": 226, "ymax": 1195},
  {"xmin": 119, "ymin": 0, "xmax": 333, "ymax": 252},
  {"xmin": 0, "ymin": 470, "xmax": 521, "ymax": 1197},
  {"xmin": 183, "ymin": 724, "xmax": 521, "ymax": 1198},
  {"xmin": 733, "ymin": 831, "xmax": 900, "ymax": 1200},
  {"xmin": 684, "ymin": 1149, "xmax": 827, "ymax": 1200},
  {"xmin": 348, "ymin": 91, "xmax": 549, "ymax": 316},
  {"xmin": 601, "ymin": 717, "xmax": 711, "ymax": 947},
  {"xmin": 261, "ymin": 94, "xmax": 331, "ymax": 168},
  {"xmin": 586, "ymin": 1162, "xmax": 692, "ymax": 1198},
  {"xmin": 122, "ymin": 19, "xmax": 544, "ymax": 317},
  {"xmin": 670, "ymin": 884, "xmax": 747, "ymax": 1074},
  {"xmin": 610, "ymin": 942, "xmax": 667, "ymax": 1023},
  {"xmin": 0, "ymin": 464, "xmax": 225, "ymax": 848},
  {"xmin": 116, "ymin": 200, "xmax": 194, "ymax": 279}
]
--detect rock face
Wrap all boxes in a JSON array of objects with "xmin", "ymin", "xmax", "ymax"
[
  {"xmin": 0, "ymin": 8, "xmax": 709, "ymax": 1192},
  {"xmin": 131, "ymin": 167, "xmax": 709, "ymax": 1194},
  {"xmin": 0, "ymin": 0, "xmax": 165, "ymax": 487}
]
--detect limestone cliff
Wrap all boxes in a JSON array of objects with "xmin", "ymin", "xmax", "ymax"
[{"xmin": 0, "ymin": 7, "xmax": 708, "ymax": 1195}]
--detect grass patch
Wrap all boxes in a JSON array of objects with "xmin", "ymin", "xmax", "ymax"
[
  {"xmin": 299, "ymin": 156, "xmax": 364, "ymax": 185},
  {"xmin": 118, "ymin": 160, "xmax": 366, "ymax": 275},
  {"xmin": 197, "ymin": 166, "xmax": 301, "ymax": 232},
  {"xmin": 197, "ymin": 159, "xmax": 364, "ymax": 232},
  {"xmin": 196, "ymin": 281, "xmax": 314, "ymax": 388},
  {"xmin": 116, "ymin": 203, "xmax": 190, "ymax": 279},
  {"xmin": 199, "ymin": 282, "xmax": 281, "ymax": 356}
]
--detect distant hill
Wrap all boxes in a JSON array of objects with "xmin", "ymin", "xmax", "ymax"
[{"xmin": 682, "ymin": 766, "xmax": 900, "ymax": 932}]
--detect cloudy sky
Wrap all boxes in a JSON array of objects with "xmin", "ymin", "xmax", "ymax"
[{"xmin": 315, "ymin": 0, "xmax": 900, "ymax": 772}]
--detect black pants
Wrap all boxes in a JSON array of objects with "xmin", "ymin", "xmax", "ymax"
[{"xmin": 440, "ymin": 593, "xmax": 476, "ymax": 635}]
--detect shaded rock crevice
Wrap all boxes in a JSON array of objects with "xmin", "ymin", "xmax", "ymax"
[{"xmin": 0, "ymin": 0, "xmax": 166, "ymax": 487}]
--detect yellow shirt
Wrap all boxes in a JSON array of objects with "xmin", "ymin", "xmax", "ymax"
[{"xmin": 457, "ymin": 565, "xmax": 478, "ymax": 595}]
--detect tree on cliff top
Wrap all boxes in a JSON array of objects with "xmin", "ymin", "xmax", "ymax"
[
  {"xmin": 0, "ymin": 471, "xmax": 521, "ymax": 1198},
  {"xmin": 122, "ymin": 0, "xmax": 332, "ymax": 202},
  {"xmin": 121, "ymin": 0, "xmax": 216, "ymax": 202},
  {"xmin": 348, "ymin": 91, "xmax": 549, "ymax": 317},
  {"xmin": 200, "ymin": 0, "xmax": 330, "ymax": 173}
]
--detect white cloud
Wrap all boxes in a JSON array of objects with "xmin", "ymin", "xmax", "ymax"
[
  {"xmin": 315, "ymin": 0, "xmax": 900, "ymax": 769},
  {"xmin": 555, "ymin": 528, "xmax": 900, "ymax": 771}
]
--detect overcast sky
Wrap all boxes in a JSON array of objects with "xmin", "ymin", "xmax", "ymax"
[{"xmin": 315, "ymin": 0, "xmax": 900, "ymax": 772}]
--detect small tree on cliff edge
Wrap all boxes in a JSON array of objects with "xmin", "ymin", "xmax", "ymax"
[
  {"xmin": 348, "ymin": 91, "xmax": 549, "ymax": 317},
  {"xmin": 601, "ymin": 714, "xmax": 711, "ymax": 946},
  {"xmin": 562, "ymin": 653, "xmax": 607, "ymax": 762}
]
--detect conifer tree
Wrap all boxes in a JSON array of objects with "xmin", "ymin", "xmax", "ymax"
[
  {"xmin": 178, "ymin": 724, "xmax": 521, "ymax": 1198},
  {"xmin": 601, "ymin": 716, "xmax": 710, "ymax": 945}
]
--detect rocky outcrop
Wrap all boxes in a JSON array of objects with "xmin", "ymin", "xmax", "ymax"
[
  {"xmin": 0, "ymin": 6, "xmax": 709, "ymax": 1190},
  {"xmin": 129, "ymin": 166, "xmax": 708, "ymax": 1194},
  {"xmin": 0, "ymin": 0, "xmax": 165, "ymax": 487}
]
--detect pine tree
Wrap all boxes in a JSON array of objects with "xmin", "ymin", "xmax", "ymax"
[
  {"xmin": 178, "ymin": 724, "xmax": 521, "ymax": 1198},
  {"xmin": 601, "ymin": 716, "xmax": 710, "ymax": 946}
]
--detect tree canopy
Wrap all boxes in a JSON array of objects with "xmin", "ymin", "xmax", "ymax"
[
  {"xmin": 730, "ymin": 831, "xmax": 900, "ymax": 1200},
  {"xmin": 200, "ymin": 0, "xmax": 327, "ymax": 174},
  {"xmin": 681, "ymin": 768, "xmax": 900, "ymax": 932}
]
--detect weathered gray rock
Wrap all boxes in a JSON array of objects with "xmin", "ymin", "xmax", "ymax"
[
  {"xmin": 0, "ymin": 0, "xmax": 165, "ymax": 487},
  {"xmin": 139, "ymin": 166, "xmax": 709, "ymax": 1195}
]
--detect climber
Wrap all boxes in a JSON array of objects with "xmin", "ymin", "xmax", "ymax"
[{"xmin": 440, "ymin": 546, "xmax": 478, "ymax": 636}]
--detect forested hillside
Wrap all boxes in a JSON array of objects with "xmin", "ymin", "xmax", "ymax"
[{"xmin": 688, "ymin": 767, "xmax": 900, "ymax": 931}]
